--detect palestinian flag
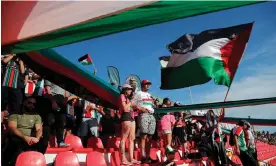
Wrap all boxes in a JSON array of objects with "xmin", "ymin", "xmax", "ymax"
[
  {"xmin": 33, "ymin": 79, "xmax": 45, "ymax": 96},
  {"xmin": 160, "ymin": 23, "xmax": 253, "ymax": 90},
  {"xmin": 78, "ymin": 54, "xmax": 93, "ymax": 65},
  {"xmin": 25, "ymin": 80, "xmax": 35, "ymax": 95}
]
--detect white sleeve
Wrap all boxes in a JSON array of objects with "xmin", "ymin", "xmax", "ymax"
[{"xmin": 133, "ymin": 92, "xmax": 140, "ymax": 105}]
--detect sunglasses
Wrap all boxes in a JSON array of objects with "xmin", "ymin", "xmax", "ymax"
[{"xmin": 27, "ymin": 101, "xmax": 36, "ymax": 106}]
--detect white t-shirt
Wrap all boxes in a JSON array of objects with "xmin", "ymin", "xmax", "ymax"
[
  {"xmin": 247, "ymin": 130, "xmax": 256, "ymax": 149},
  {"xmin": 133, "ymin": 91, "xmax": 155, "ymax": 113}
]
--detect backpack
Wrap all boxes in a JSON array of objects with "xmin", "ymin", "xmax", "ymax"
[{"xmin": 229, "ymin": 128, "xmax": 235, "ymax": 146}]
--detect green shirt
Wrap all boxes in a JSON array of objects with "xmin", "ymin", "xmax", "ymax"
[
  {"xmin": 235, "ymin": 126, "xmax": 248, "ymax": 152},
  {"xmin": 8, "ymin": 114, "xmax": 42, "ymax": 137}
]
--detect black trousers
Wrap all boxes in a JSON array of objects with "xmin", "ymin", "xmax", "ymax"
[
  {"xmin": 1, "ymin": 86, "xmax": 23, "ymax": 113},
  {"xmin": 2, "ymin": 136, "xmax": 41, "ymax": 166},
  {"xmin": 51, "ymin": 112, "xmax": 66, "ymax": 144},
  {"xmin": 239, "ymin": 150, "xmax": 258, "ymax": 166},
  {"xmin": 213, "ymin": 142, "xmax": 228, "ymax": 166}
]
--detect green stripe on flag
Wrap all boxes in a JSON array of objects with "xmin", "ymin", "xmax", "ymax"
[
  {"xmin": 2, "ymin": 1, "xmax": 263, "ymax": 54},
  {"xmin": 161, "ymin": 57, "xmax": 231, "ymax": 89}
]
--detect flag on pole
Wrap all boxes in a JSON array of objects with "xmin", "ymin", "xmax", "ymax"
[
  {"xmin": 160, "ymin": 23, "xmax": 253, "ymax": 90},
  {"xmin": 78, "ymin": 54, "xmax": 93, "ymax": 65},
  {"xmin": 78, "ymin": 54, "xmax": 97, "ymax": 75}
]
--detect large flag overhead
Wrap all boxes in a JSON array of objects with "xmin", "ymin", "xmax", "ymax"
[
  {"xmin": 1, "ymin": 1, "xmax": 262, "ymax": 54},
  {"xmin": 160, "ymin": 23, "xmax": 253, "ymax": 90}
]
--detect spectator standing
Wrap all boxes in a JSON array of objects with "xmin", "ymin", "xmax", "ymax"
[
  {"xmin": 118, "ymin": 84, "xmax": 140, "ymax": 165},
  {"xmin": 160, "ymin": 98, "xmax": 175, "ymax": 148},
  {"xmin": 244, "ymin": 121, "xmax": 257, "ymax": 161},
  {"xmin": 1, "ymin": 54, "xmax": 26, "ymax": 114},
  {"xmin": 3, "ymin": 96, "xmax": 42, "ymax": 166},
  {"xmin": 133, "ymin": 80, "xmax": 156, "ymax": 164},
  {"xmin": 78, "ymin": 97, "xmax": 101, "ymax": 147},
  {"xmin": 44, "ymin": 80, "xmax": 72, "ymax": 147},
  {"xmin": 234, "ymin": 121, "xmax": 258, "ymax": 166},
  {"xmin": 173, "ymin": 112, "xmax": 188, "ymax": 158}
]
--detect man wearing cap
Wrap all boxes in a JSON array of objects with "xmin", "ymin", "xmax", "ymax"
[{"xmin": 133, "ymin": 80, "xmax": 156, "ymax": 164}]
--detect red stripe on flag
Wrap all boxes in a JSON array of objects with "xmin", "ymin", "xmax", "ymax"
[
  {"xmin": 87, "ymin": 54, "xmax": 93, "ymax": 63},
  {"xmin": 27, "ymin": 81, "xmax": 35, "ymax": 94},
  {"xmin": 220, "ymin": 23, "xmax": 253, "ymax": 80}
]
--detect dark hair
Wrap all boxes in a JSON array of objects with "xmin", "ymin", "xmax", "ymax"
[
  {"xmin": 238, "ymin": 120, "xmax": 245, "ymax": 126},
  {"xmin": 163, "ymin": 97, "xmax": 170, "ymax": 104}
]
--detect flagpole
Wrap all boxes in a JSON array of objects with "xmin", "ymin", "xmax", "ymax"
[
  {"xmin": 189, "ymin": 87, "xmax": 194, "ymax": 104},
  {"xmin": 92, "ymin": 63, "xmax": 97, "ymax": 75}
]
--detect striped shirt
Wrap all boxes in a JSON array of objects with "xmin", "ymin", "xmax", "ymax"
[
  {"xmin": 133, "ymin": 91, "xmax": 155, "ymax": 113},
  {"xmin": 2, "ymin": 60, "xmax": 21, "ymax": 88}
]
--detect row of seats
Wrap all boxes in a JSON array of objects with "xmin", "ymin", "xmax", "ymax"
[
  {"xmin": 47, "ymin": 135, "xmax": 190, "ymax": 154},
  {"xmin": 258, "ymin": 151, "xmax": 276, "ymax": 161},
  {"xmin": 15, "ymin": 151, "xmax": 106, "ymax": 166},
  {"xmin": 15, "ymin": 149, "xmax": 212, "ymax": 166}
]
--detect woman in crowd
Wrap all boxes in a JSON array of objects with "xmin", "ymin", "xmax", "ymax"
[
  {"xmin": 160, "ymin": 98, "xmax": 175, "ymax": 148},
  {"xmin": 119, "ymin": 84, "xmax": 140, "ymax": 165},
  {"xmin": 173, "ymin": 112, "xmax": 188, "ymax": 158}
]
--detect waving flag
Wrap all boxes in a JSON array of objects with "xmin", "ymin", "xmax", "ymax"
[
  {"xmin": 78, "ymin": 54, "xmax": 93, "ymax": 65},
  {"xmin": 107, "ymin": 66, "xmax": 121, "ymax": 88},
  {"xmin": 2, "ymin": 1, "xmax": 261, "ymax": 54},
  {"xmin": 160, "ymin": 23, "xmax": 253, "ymax": 90}
]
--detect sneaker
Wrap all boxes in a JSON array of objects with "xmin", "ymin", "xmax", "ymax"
[{"xmin": 59, "ymin": 142, "xmax": 70, "ymax": 148}]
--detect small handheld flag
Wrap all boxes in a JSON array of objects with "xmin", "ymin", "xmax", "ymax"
[
  {"xmin": 78, "ymin": 54, "xmax": 93, "ymax": 65},
  {"xmin": 78, "ymin": 54, "xmax": 97, "ymax": 75}
]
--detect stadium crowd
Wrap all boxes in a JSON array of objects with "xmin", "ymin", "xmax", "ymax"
[{"xmin": 0, "ymin": 54, "xmax": 265, "ymax": 166}]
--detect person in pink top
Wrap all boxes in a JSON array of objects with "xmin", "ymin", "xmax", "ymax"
[
  {"xmin": 118, "ymin": 84, "xmax": 140, "ymax": 165},
  {"xmin": 160, "ymin": 98, "xmax": 176, "ymax": 148}
]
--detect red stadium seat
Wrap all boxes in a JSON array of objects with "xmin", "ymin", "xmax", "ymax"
[
  {"xmin": 54, "ymin": 151, "xmax": 80, "ymax": 166},
  {"xmin": 107, "ymin": 137, "xmax": 121, "ymax": 151},
  {"xmin": 87, "ymin": 137, "xmax": 105, "ymax": 152},
  {"xmin": 110, "ymin": 151, "xmax": 121, "ymax": 166},
  {"xmin": 15, "ymin": 151, "xmax": 46, "ymax": 166},
  {"xmin": 86, "ymin": 151, "xmax": 107, "ymax": 166},
  {"xmin": 65, "ymin": 135, "xmax": 83, "ymax": 148}
]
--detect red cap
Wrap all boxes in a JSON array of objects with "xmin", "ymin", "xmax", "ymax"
[{"xmin": 141, "ymin": 80, "xmax": 152, "ymax": 85}]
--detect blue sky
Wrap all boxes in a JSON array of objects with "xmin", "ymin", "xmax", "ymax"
[{"xmin": 54, "ymin": 2, "xmax": 276, "ymax": 132}]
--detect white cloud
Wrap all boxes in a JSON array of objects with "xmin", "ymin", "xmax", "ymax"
[
  {"xmin": 198, "ymin": 64, "xmax": 276, "ymax": 132},
  {"xmin": 242, "ymin": 33, "xmax": 276, "ymax": 62}
]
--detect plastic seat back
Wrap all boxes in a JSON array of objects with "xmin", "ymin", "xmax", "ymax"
[
  {"xmin": 110, "ymin": 151, "xmax": 121, "ymax": 166},
  {"xmin": 87, "ymin": 137, "xmax": 104, "ymax": 150},
  {"xmin": 54, "ymin": 152, "xmax": 80, "ymax": 166},
  {"xmin": 86, "ymin": 151, "xmax": 107, "ymax": 166},
  {"xmin": 15, "ymin": 151, "xmax": 46, "ymax": 166},
  {"xmin": 65, "ymin": 135, "xmax": 83, "ymax": 148}
]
